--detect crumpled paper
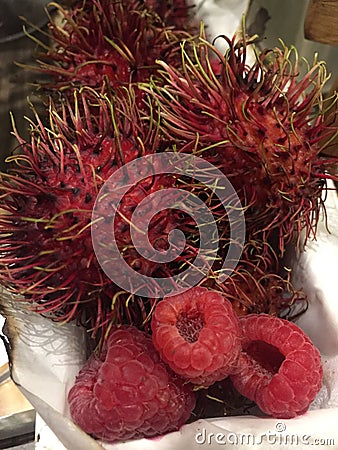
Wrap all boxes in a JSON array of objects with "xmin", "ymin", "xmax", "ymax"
[{"xmin": 2, "ymin": 0, "xmax": 338, "ymax": 448}]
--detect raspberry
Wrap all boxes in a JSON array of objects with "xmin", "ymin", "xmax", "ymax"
[
  {"xmin": 68, "ymin": 326, "xmax": 195, "ymax": 443},
  {"xmin": 230, "ymin": 314, "xmax": 323, "ymax": 418},
  {"xmin": 151, "ymin": 287, "xmax": 241, "ymax": 386}
]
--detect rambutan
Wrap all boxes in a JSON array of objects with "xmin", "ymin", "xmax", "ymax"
[
  {"xmin": 150, "ymin": 30, "xmax": 338, "ymax": 254},
  {"xmin": 0, "ymin": 88, "xmax": 191, "ymax": 332},
  {"xmin": 29, "ymin": 0, "xmax": 196, "ymax": 102},
  {"xmin": 220, "ymin": 267, "xmax": 305, "ymax": 318},
  {"xmin": 202, "ymin": 236, "xmax": 306, "ymax": 318}
]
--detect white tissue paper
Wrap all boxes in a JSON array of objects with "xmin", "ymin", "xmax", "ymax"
[{"xmin": 2, "ymin": 0, "xmax": 338, "ymax": 448}]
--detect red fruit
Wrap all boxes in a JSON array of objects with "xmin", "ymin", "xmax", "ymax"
[
  {"xmin": 222, "ymin": 270, "xmax": 306, "ymax": 319},
  {"xmin": 0, "ymin": 89, "xmax": 181, "ymax": 331},
  {"xmin": 230, "ymin": 314, "xmax": 323, "ymax": 418},
  {"xmin": 152, "ymin": 32, "xmax": 338, "ymax": 254},
  {"xmin": 68, "ymin": 326, "xmax": 195, "ymax": 442},
  {"xmin": 151, "ymin": 286, "xmax": 241, "ymax": 386},
  {"xmin": 211, "ymin": 237, "xmax": 306, "ymax": 317},
  {"xmin": 34, "ymin": 0, "xmax": 194, "ymax": 101}
]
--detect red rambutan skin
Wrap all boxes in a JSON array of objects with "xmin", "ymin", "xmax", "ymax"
[
  {"xmin": 151, "ymin": 286, "xmax": 241, "ymax": 386},
  {"xmin": 0, "ymin": 89, "xmax": 185, "ymax": 331},
  {"xmin": 68, "ymin": 325, "xmax": 195, "ymax": 443},
  {"xmin": 230, "ymin": 314, "xmax": 323, "ymax": 418},
  {"xmin": 151, "ymin": 31, "xmax": 338, "ymax": 254}
]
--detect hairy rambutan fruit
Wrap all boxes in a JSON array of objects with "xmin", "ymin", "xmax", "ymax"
[
  {"xmin": 29, "ymin": 0, "xmax": 196, "ymax": 102},
  {"xmin": 201, "ymin": 235, "xmax": 306, "ymax": 318},
  {"xmin": 0, "ymin": 88, "xmax": 188, "ymax": 332},
  {"xmin": 219, "ymin": 267, "xmax": 305, "ymax": 318},
  {"xmin": 150, "ymin": 30, "xmax": 338, "ymax": 254}
]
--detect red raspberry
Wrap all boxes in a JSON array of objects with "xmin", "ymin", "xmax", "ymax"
[
  {"xmin": 68, "ymin": 326, "xmax": 195, "ymax": 443},
  {"xmin": 151, "ymin": 287, "xmax": 241, "ymax": 386},
  {"xmin": 230, "ymin": 314, "xmax": 323, "ymax": 418}
]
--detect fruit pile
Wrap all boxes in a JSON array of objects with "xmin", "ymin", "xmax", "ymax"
[
  {"xmin": 0, "ymin": 0, "xmax": 337, "ymax": 445},
  {"xmin": 68, "ymin": 287, "xmax": 323, "ymax": 442}
]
